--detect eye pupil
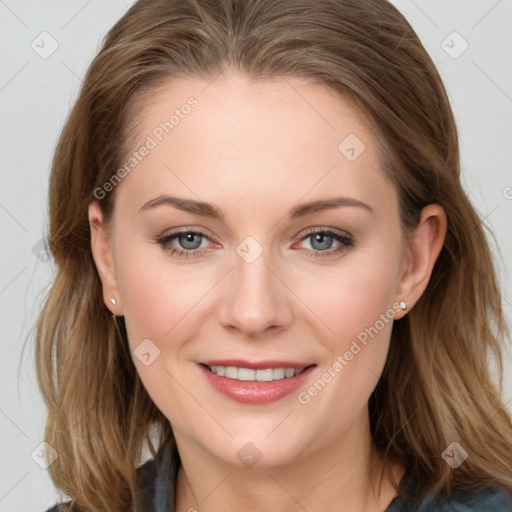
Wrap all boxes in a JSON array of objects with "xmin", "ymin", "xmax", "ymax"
[
  {"xmin": 311, "ymin": 233, "xmax": 333, "ymax": 251},
  {"xmin": 179, "ymin": 233, "xmax": 202, "ymax": 250}
]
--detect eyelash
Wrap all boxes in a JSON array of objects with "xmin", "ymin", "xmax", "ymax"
[{"xmin": 155, "ymin": 227, "xmax": 354, "ymax": 260}]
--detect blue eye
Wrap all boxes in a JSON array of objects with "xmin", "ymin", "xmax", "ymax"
[
  {"xmin": 155, "ymin": 228, "xmax": 354, "ymax": 259},
  {"xmin": 297, "ymin": 229, "xmax": 354, "ymax": 259},
  {"xmin": 175, "ymin": 232, "xmax": 203, "ymax": 250},
  {"xmin": 156, "ymin": 230, "xmax": 211, "ymax": 258}
]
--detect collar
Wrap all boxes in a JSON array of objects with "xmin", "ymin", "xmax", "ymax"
[{"xmin": 135, "ymin": 436, "xmax": 181, "ymax": 512}]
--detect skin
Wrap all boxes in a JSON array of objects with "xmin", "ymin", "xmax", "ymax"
[{"xmin": 89, "ymin": 70, "xmax": 447, "ymax": 511}]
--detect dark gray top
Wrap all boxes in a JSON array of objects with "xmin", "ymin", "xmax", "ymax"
[{"xmin": 45, "ymin": 437, "xmax": 512, "ymax": 511}]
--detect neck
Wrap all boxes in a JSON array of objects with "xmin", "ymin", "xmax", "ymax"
[{"xmin": 173, "ymin": 408, "xmax": 404, "ymax": 512}]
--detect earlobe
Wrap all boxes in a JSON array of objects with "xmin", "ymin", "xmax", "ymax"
[
  {"xmin": 394, "ymin": 204, "xmax": 447, "ymax": 319},
  {"xmin": 88, "ymin": 201, "xmax": 122, "ymax": 315}
]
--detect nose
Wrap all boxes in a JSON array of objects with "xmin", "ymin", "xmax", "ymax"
[{"xmin": 218, "ymin": 246, "xmax": 294, "ymax": 337}]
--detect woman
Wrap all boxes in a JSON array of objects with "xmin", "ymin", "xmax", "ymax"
[{"xmin": 38, "ymin": 0, "xmax": 512, "ymax": 510}]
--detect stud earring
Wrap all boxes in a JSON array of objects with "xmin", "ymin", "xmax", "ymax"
[
  {"xmin": 399, "ymin": 300, "xmax": 407, "ymax": 310},
  {"xmin": 110, "ymin": 298, "xmax": 116, "ymax": 306}
]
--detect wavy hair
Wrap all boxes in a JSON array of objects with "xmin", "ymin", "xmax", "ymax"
[{"xmin": 35, "ymin": 0, "xmax": 512, "ymax": 510}]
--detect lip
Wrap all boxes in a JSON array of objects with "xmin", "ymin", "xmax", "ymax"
[
  {"xmin": 198, "ymin": 361, "xmax": 317, "ymax": 404},
  {"xmin": 201, "ymin": 359, "xmax": 312, "ymax": 370}
]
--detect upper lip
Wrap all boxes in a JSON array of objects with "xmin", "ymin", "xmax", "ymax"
[{"xmin": 200, "ymin": 359, "xmax": 315, "ymax": 370}]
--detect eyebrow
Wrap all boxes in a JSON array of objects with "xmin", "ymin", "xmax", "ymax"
[{"xmin": 138, "ymin": 195, "xmax": 374, "ymax": 219}]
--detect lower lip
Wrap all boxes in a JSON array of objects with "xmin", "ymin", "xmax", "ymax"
[{"xmin": 199, "ymin": 364, "xmax": 316, "ymax": 404}]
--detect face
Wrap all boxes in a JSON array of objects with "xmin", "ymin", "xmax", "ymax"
[{"xmin": 94, "ymin": 71, "xmax": 412, "ymax": 468}]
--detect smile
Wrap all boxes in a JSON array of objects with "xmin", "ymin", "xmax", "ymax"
[
  {"xmin": 205, "ymin": 364, "xmax": 306, "ymax": 381},
  {"xmin": 198, "ymin": 360, "xmax": 317, "ymax": 404}
]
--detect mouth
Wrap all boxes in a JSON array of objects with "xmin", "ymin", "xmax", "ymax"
[
  {"xmin": 198, "ymin": 360, "xmax": 317, "ymax": 404},
  {"xmin": 203, "ymin": 364, "xmax": 308, "ymax": 381}
]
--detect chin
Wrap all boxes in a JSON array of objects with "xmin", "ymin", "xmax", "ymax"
[{"xmin": 206, "ymin": 430, "xmax": 310, "ymax": 470}]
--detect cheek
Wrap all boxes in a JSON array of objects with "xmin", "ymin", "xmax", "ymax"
[
  {"xmin": 113, "ymin": 245, "xmax": 214, "ymax": 412},
  {"xmin": 303, "ymin": 251, "xmax": 400, "ymax": 350},
  {"xmin": 294, "ymin": 245, "xmax": 400, "ymax": 411},
  {"xmin": 113, "ymin": 240, "xmax": 212, "ymax": 349}
]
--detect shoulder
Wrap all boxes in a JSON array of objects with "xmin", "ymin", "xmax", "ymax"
[
  {"xmin": 441, "ymin": 487, "xmax": 512, "ymax": 511},
  {"xmin": 42, "ymin": 440, "xmax": 179, "ymax": 512},
  {"xmin": 387, "ymin": 486, "xmax": 512, "ymax": 511}
]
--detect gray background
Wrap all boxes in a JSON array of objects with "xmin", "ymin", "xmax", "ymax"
[{"xmin": 1, "ymin": 0, "xmax": 511, "ymax": 510}]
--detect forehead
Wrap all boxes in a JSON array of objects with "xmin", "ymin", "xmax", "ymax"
[{"xmin": 116, "ymin": 72, "xmax": 396, "ymax": 222}]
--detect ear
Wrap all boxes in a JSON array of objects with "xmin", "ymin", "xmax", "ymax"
[
  {"xmin": 88, "ymin": 201, "xmax": 123, "ymax": 316},
  {"xmin": 394, "ymin": 204, "xmax": 447, "ymax": 319}
]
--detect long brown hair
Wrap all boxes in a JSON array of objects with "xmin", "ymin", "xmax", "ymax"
[{"xmin": 35, "ymin": 0, "xmax": 512, "ymax": 510}]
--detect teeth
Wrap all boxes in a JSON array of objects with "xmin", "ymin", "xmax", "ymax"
[
  {"xmin": 285, "ymin": 368, "xmax": 295, "ymax": 378},
  {"xmin": 207, "ymin": 365, "xmax": 306, "ymax": 381},
  {"xmin": 256, "ymin": 368, "xmax": 275, "ymax": 382},
  {"xmin": 225, "ymin": 366, "xmax": 238, "ymax": 379},
  {"xmin": 238, "ymin": 368, "xmax": 256, "ymax": 381}
]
